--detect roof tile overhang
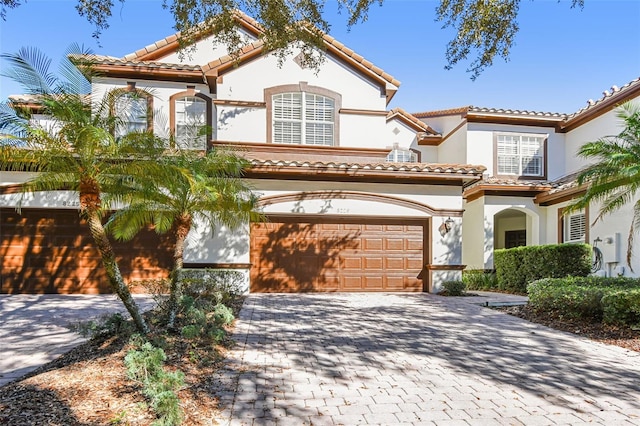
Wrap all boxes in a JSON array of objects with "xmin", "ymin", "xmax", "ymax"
[
  {"xmin": 213, "ymin": 141, "xmax": 484, "ymax": 185},
  {"xmin": 463, "ymin": 177, "xmax": 554, "ymax": 202},
  {"xmin": 112, "ymin": 10, "xmax": 400, "ymax": 104},
  {"xmin": 464, "ymin": 173, "xmax": 588, "ymax": 205},
  {"xmin": 244, "ymin": 158, "xmax": 485, "ymax": 186},
  {"xmin": 414, "ymin": 76, "xmax": 640, "ymax": 132},
  {"xmin": 76, "ymin": 55, "xmax": 208, "ymax": 85}
]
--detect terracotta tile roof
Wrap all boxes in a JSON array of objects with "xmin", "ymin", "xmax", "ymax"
[
  {"xmin": 465, "ymin": 176, "xmax": 555, "ymax": 190},
  {"xmin": 321, "ymin": 33, "xmax": 400, "ymax": 88},
  {"xmin": 122, "ymin": 11, "xmax": 263, "ymax": 62},
  {"xmin": 387, "ymin": 108, "xmax": 439, "ymax": 135},
  {"xmin": 117, "ymin": 10, "xmax": 399, "ymax": 94},
  {"xmin": 201, "ymin": 40, "xmax": 266, "ymax": 74},
  {"xmin": 469, "ymin": 106, "xmax": 566, "ymax": 119},
  {"xmin": 248, "ymin": 158, "xmax": 485, "ymax": 175},
  {"xmin": 85, "ymin": 54, "xmax": 203, "ymax": 72},
  {"xmin": 563, "ymin": 77, "xmax": 640, "ymax": 129},
  {"xmin": 413, "ymin": 106, "xmax": 566, "ymax": 120},
  {"xmin": 413, "ymin": 106, "xmax": 471, "ymax": 118},
  {"xmin": 414, "ymin": 76, "xmax": 640, "ymax": 129}
]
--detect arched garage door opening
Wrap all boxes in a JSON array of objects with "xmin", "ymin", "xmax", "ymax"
[{"xmin": 250, "ymin": 215, "xmax": 428, "ymax": 293}]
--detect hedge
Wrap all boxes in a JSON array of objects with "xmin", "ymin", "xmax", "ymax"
[
  {"xmin": 494, "ymin": 244, "xmax": 591, "ymax": 293},
  {"xmin": 528, "ymin": 276, "xmax": 640, "ymax": 323}
]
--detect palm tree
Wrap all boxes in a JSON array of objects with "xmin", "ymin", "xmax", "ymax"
[
  {"xmin": 0, "ymin": 46, "xmax": 164, "ymax": 333},
  {"xmin": 566, "ymin": 102, "xmax": 640, "ymax": 269},
  {"xmin": 107, "ymin": 148, "xmax": 261, "ymax": 328}
]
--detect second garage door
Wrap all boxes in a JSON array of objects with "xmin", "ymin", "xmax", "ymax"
[{"xmin": 250, "ymin": 216, "xmax": 426, "ymax": 292}]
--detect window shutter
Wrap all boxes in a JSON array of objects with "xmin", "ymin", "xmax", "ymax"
[{"xmin": 566, "ymin": 213, "xmax": 586, "ymax": 242}]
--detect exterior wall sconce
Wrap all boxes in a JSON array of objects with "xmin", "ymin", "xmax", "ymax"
[{"xmin": 439, "ymin": 217, "xmax": 454, "ymax": 237}]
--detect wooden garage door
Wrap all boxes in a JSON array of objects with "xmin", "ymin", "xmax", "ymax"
[
  {"xmin": 0, "ymin": 208, "xmax": 173, "ymax": 294},
  {"xmin": 250, "ymin": 216, "xmax": 426, "ymax": 292}
]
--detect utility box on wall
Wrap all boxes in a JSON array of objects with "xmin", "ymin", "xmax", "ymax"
[{"xmin": 600, "ymin": 233, "xmax": 621, "ymax": 264}]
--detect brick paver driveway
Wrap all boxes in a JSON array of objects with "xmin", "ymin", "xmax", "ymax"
[{"xmin": 214, "ymin": 293, "xmax": 640, "ymax": 425}]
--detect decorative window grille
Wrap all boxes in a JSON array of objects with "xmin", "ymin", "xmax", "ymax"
[
  {"xmin": 273, "ymin": 92, "xmax": 334, "ymax": 146},
  {"xmin": 496, "ymin": 133, "xmax": 545, "ymax": 177},
  {"xmin": 175, "ymin": 96, "xmax": 207, "ymax": 150}
]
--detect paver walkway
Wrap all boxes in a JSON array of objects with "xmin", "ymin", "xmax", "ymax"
[
  {"xmin": 214, "ymin": 293, "xmax": 640, "ymax": 425},
  {"xmin": 0, "ymin": 294, "xmax": 156, "ymax": 387}
]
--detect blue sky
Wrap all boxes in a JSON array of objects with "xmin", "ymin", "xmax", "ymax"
[{"xmin": 1, "ymin": 0, "xmax": 638, "ymax": 114}]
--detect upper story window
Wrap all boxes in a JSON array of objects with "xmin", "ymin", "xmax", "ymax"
[
  {"xmin": 273, "ymin": 92, "xmax": 334, "ymax": 145},
  {"xmin": 110, "ymin": 84, "xmax": 153, "ymax": 139},
  {"xmin": 170, "ymin": 90, "xmax": 213, "ymax": 151},
  {"xmin": 266, "ymin": 83, "xmax": 341, "ymax": 146},
  {"xmin": 386, "ymin": 147, "xmax": 418, "ymax": 162},
  {"xmin": 495, "ymin": 133, "xmax": 546, "ymax": 178}
]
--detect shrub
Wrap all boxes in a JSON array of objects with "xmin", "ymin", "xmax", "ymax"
[
  {"xmin": 73, "ymin": 312, "xmax": 133, "ymax": 339},
  {"xmin": 442, "ymin": 280, "xmax": 466, "ymax": 296},
  {"xmin": 602, "ymin": 289, "xmax": 640, "ymax": 326},
  {"xmin": 125, "ymin": 338, "xmax": 184, "ymax": 425},
  {"xmin": 528, "ymin": 276, "xmax": 640, "ymax": 322},
  {"xmin": 495, "ymin": 244, "xmax": 591, "ymax": 293},
  {"xmin": 182, "ymin": 270, "xmax": 245, "ymax": 306},
  {"xmin": 462, "ymin": 269, "xmax": 498, "ymax": 291}
]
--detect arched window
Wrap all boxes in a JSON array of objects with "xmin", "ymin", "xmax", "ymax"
[
  {"xmin": 387, "ymin": 147, "xmax": 418, "ymax": 163},
  {"xmin": 266, "ymin": 84, "xmax": 341, "ymax": 146},
  {"xmin": 170, "ymin": 90, "xmax": 213, "ymax": 150},
  {"xmin": 110, "ymin": 83, "xmax": 153, "ymax": 138}
]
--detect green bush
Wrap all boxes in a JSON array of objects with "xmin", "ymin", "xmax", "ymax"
[
  {"xmin": 182, "ymin": 270, "xmax": 245, "ymax": 306},
  {"xmin": 73, "ymin": 312, "xmax": 133, "ymax": 339},
  {"xmin": 528, "ymin": 276, "xmax": 640, "ymax": 322},
  {"xmin": 462, "ymin": 269, "xmax": 498, "ymax": 291},
  {"xmin": 602, "ymin": 289, "xmax": 640, "ymax": 326},
  {"xmin": 442, "ymin": 280, "xmax": 466, "ymax": 296},
  {"xmin": 125, "ymin": 338, "xmax": 184, "ymax": 425},
  {"xmin": 495, "ymin": 244, "xmax": 591, "ymax": 293}
]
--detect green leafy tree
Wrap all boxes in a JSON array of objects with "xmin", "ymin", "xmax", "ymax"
[
  {"xmin": 107, "ymin": 148, "xmax": 261, "ymax": 328},
  {"xmin": 0, "ymin": 0, "xmax": 584, "ymax": 80},
  {"xmin": 0, "ymin": 46, "xmax": 164, "ymax": 333},
  {"xmin": 566, "ymin": 102, "xmax": 640, "ymax": 269}
]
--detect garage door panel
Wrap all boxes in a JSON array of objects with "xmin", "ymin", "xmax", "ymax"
[
  {"xmin": 363, "ymin": 257, "xmax": 383, "ymax": 270},
  {"xmin": 362, "ymin": 276, "xmax": 384, "ymax": 290},
  {"xmin": 1, "ymin": 208, "xmax": 173, "ymax": 294},
  {"xmin": 407, "ymin": 238, "xmax": 423, "ymax": 251},
  {"xmin": 250, "ymin": 217, "xmax": 425, "ymax": 293},
  {"xmin": 363, "ymin": 238, "xmax": 383, "ymax": 250},
  {"xmin": 385, "ymin": 257, "xmax": 405, "ymax": 270},
  {"xmin": 385, "ymin": 239, "xmax": 404, "ymax": 251}
]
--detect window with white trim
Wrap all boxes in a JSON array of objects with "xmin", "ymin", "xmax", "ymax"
[
  {"xmin": 273, "ymin": 92, "xmax": 334, "ymax": 146},
  {"xmin": 564, "ymin": 211, "xmax": 586, "ymax": 243},
  {"xmin": 496, "ymin": 133, "xmax": 546, "ymax": 177},
  {"xmin": 386, "ymin": 148, "xmax": 418, "ymax": 163},
  {"xmin": 175, "ymin": 96, "xmax": 207, "ymax": 150},
  {"xmin": 114, "ymin": 92, "xmax": 149, "ymax": 138}
]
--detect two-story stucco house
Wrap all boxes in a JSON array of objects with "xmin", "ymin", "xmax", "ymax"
[
  {"xmin": 413, "ymin": 79, "xmax": 640, "ymax": 277},
  {"xmin": 1, "ymin": 12, "xmax": 638, "ymax": 294},
  {"xmin": 0, "ymin": 12, "xmax": 484, "ymax": 294}
]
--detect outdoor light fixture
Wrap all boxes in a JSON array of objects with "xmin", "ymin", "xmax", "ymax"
[{"xmin": 439, "ymin": 217, "xmax": 454, "ymax": 237}]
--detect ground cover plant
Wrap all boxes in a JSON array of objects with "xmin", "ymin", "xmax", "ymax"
[{"xmin": 0, "ymin": 271, "xmax": 245, "ymax": 425}]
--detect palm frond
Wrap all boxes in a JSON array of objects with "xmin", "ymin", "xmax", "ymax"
[{"xmin": 0, "ymin": 47, "xmax": 58, "ymax": 95}]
